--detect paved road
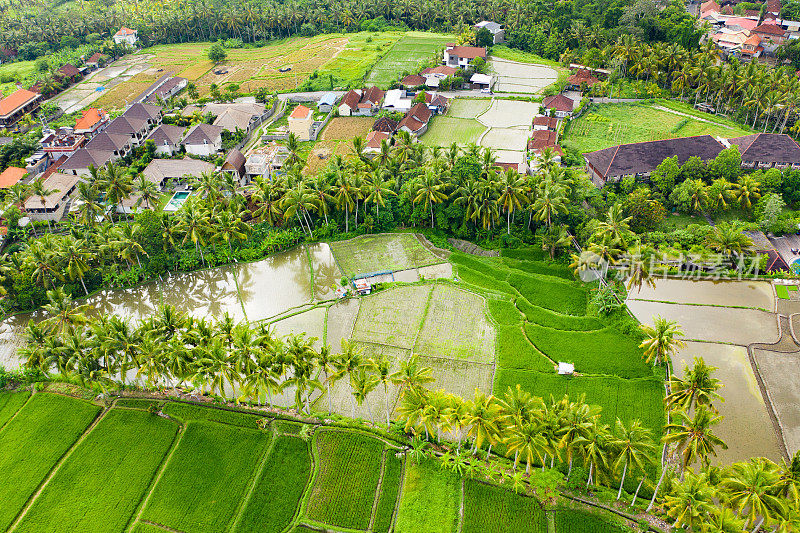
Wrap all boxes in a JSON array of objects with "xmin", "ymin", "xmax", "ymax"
[{"xmin": 277, "ymin": 89, "xmax": 539, "ymax": 102}]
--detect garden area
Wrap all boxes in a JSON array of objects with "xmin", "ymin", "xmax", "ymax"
[
  {"xmin": 561, "ymin": 101, "xmax": 752, "ymax": 154},
  {"xmin": 0, "ymin": 391, "xmax": 646, "ymax": 533},
  {"xmin": 365, "ymin": 32, "xmax": 454, "ymax": 88}
]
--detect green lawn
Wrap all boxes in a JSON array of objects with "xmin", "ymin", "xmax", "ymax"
[
  {"xmin": 561, "ymin": 101, "xmax": 752, "ymax": 154},
  {"xmin": 395, "ymin": 460, "xmax": 461, "ymax": 533},
  {"xmin": 421, "ymin": 116, "xmax": 485, "ymax": 147},
  {"xmin": 140, "ymin": 421, "xmax": 271, "ymax": 533},
  {"xmin": 15, "ymin": 409, "xmax": 179, "ymax": 533},
  {"xmin": 0, "ymin": 393, "xmax": 101, "ymax": 531},
  {"xmin": 366, "ymin": 32, "xmax": 454, "ymax": 87},
  {"xmin": 305, "ymin": 429, "xmax": 386, "ymax": 530},
  {"xmin": 234, "ymin": 435, "xmax": 312, "ymax": 533}
]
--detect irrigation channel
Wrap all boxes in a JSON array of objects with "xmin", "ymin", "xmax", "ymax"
[{"xmin": 626, "ymin": 277, "xmax": 798, "ymax": 464}]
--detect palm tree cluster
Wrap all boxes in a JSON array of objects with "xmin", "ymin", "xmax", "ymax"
[
  {"xmin": 586, "ymin": 36, "xmax": 800, "ymax": 134},
  {"xmin": 397, "ymin": 383, "xmax": 657, "ymax": 503},
  {"xmin": 20, "ymin": 292, "xmax": 435, "ymax": 419}
]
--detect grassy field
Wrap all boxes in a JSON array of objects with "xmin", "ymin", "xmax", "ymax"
[
  {"xmin": 0, "ymin": 393, "xmax": 100, "ymax": 531},
  {"xmin": 352, "ymin": 284, "xmax": 432, "ymax": 349},
  {"xmin": 395, "ymin": 460, "xmax": 461, "ymax": 533},
  {"xmin": 15, "ymin": 409, "xmax": 179, "ymax": 533},
  {"xmin": 305, "ymin": 429, "xmax": 387, "ymax": 529},
  {"xmin": 0, "ymin": 60, "xmax": 37, "ymax": 96},
  {"xmin": 463, "ymin": 479, "xmax": 547, "ymax": 533},
  {"xmin": 366, "ymin": 32, "xmax": 454, "ymax": 87},
  {"xmin": 562, "ymin": 101, "xmax": 752, "ymax": 154},
  {"xmin": 448, "ymin": 98, "xmax": 491, "ymax": 119},
  {"xmin": 233, "ymin": 435, "xmax": 312, "ymax": 533},
  {"xmin": 489, "ymin": 45, "xmax": 564, "ymax": 70},
  {"xmin": 331, "ymin": 233, "xmax": 443, "ymax": 276},
  {"xmin": 421, "ymin": 116, "xmax": 486, "ymax": 147},
  {"xmin": 373, "ymin": 451, "xmax": 404, "ymax": 533},
  {"xmin": 140, "ymin": 421, "xmax": 271, "ymax": 532}
]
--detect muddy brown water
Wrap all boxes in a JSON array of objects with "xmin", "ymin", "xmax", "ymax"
[
  {"xmin": 628, "ymin": 278, "xmax": 775, "ymax": 310},
  {"xmin": 673, "ymin": 342, "xmax": 784, "ymax": 464},
  {"xmin": 0, "ymin": 244, "xmax": 338, "ymax": 370}
]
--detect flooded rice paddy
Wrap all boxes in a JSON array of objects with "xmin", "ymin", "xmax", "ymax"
[{"xmin": 627, "ymin": 277, "xmax": 789, "ymax": 463}]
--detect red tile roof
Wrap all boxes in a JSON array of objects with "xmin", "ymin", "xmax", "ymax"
[
  {"xmin": 420, "ymin": 66, "xmax": 459, "ymax": 77},
  {"xmin": 401, "ymin": 75, "xmax": 426, "ymax": 87},
  {"xmin": 340, "ymin": 90, "xmax": 360, "ymax": 110},
  {"xmin": 542, "ymin": 94, "xmax": 574, "ymax": 113},
  {"xmin": 74, "ymin": 108, "xmax": 106, "ymax": 131},
  {"xmin": 0, "ymin": 167, "xmax": 26, "ymax": 188},
  {"xmin": 115, "ymin": 27, "xmax": 137, "ymax": 36},
  {"xmin": 365, "ymin": 131, "xmax": 389, "ymax": 149},
  {"xmin": 754, "ymin": 22, "xmax": 785, "ymax": 35},
  {"xmin": 290, "ymin": 105, "xmax": 312, "ymax": 119},
  {"xmin": 447, "ymin": 46, "xmax": 487, "ymax": 59},
  {"xmin": 58, "ymin": 64, "xmax": 80, "ymax": 78},
  {"xmin": 0, "ymin": 89, "xmax": 40, "ymax": 118}
]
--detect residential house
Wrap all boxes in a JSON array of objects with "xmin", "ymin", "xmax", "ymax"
[
  {"xmin": 182, "ymin": 124, "xmax": 223, "ymax": 156},
  {"xmin": 728, "ymin": 133, "xmax": 800, "ymax": 169},
  {"xmin": 443, "ymin": 45, "xmax": 487, "ymax": 69},
  {"xmin": 57, "ymin": 64, "xmax": 81, "ymax": 84},
  {"xmin": 104, "ymin": 116, "xmax": 150, "ymax": 146},
  {"xmin": 0, "ymin": 167, "xmax": 27, "ymax": 189},
  {"xmin": 700, "ymin": 0, "xmax": 721, "ymax": 16},
  {"xmin": 144, "ymin": 77, "xmax": 188, "ymax": 104},
  {"xmin": 741, "ymin": 34, "xmax": 763, "ymax": 58},
  {"xmin": 566, "ymin": 69, "xmax": 601, "ymax": 91},
  {"xmin": 778, "ymin": 18, "xmax": 800, "ymax": 39},
  {"xmin": 474, "ymin": 21, "xmax": 505, "ymax": 44},
  {"xmin": 113, "ymin": 27, "xmax": 138, "ymax": 46},
  {"xmin": 372, "ymin": 117, "xmax": 399, "ymax": 133},
  {"xmin": 244, "ymin": 143, "xmax": 289, "ymax": 180},
  {"xmin": 383, "ymin": 89, "xmax": 413, "ymax": 113},
  {"xmin": 317, "ymin": 92, "xmax": 338, "ymax": 113},
  {"xmin": 364, "ymin": 131, "xmax": 390, "ymax": 157},
  {"xmin": 397, "ymin": 102, "xmax": 432, "ymax": 136},
  {"xmin": 145, "ymin": 124, "xmax": 184, "ymax": 156},
  {"xmin": 424, "ymin": 93, "xmax": 449, "ymax": 114},
  {"xmin": 470, "ymin": 73, "xmax": 492, "ymax": 90},
  {"xmin": 74, "ymin": 108, "xmax": 109, "ymax": 138},
  {"xmin": 221, "ymin": 149, "xmax": 247, "ymax": 185},
  {"xmin": 723, "ymin": 17, "xmax": 759, "ymax": 31},
  {"xmin": 338, "ymin": 87, "xmax": 385, "ymax": 116},
  {"xmin": 41, "ymin": 128, "xmax": 85, "ymax": 159},
  {"xmin": 85, "ymin": 132, "xmax": 131, "ymax": 158},
  {"xmin": 288, "ymin": 104, "xmax": 314, "ymax": 141},
  {"xmin": 753, "ymin": 22, "xmax": 787, "ymax": 52},
  {"xmin": 712, "ymin": 29, "xmax": 751, "ymax": 54},
  {"xmin": 23, "ymin": 172, "xmax": 80, "ymax": 221},
  {"xmin": 533, "ymin": 116, "xmax": 560, "ymax": 131},
  {"xmin": 400, "ymin": 74, "xmax": 426, "ymax": 88},
  {"xmin": 213, "ymin": 106, "xmax": 264, "ymax": 133},
  {"xmin": 583, "ymin": 135, "xmax": 725, "ymax": 187},
  {"xmin": 84, "ymin": 53, "xmax": 108, "ymax": 70},
  {"xmin": 124, "ymin": 103, "xmax": 163, "ymax": 128},
  {"xmin": 59, "ymin": 148, "xmax": 115, "ymax": 177},
  {"xmin": 0, "ymin": 89, "xmax": 41, "ymax": 128},
  {"xmin": 528, "ymin": 129, "xmax": 558, "ymax": 151},
  {"xmin": 142, "ymin": 158, "xmax": 214, "ymax": 190},
  {"xmin": 542, "ymin": 94, "xmax": 575, "ymax": 118},
  {"xmin": 420, "ymin": 65, "xmax": 458, "ymax": 89}
]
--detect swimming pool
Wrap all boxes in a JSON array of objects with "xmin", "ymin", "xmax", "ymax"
[{"xmin": 163, "ymin": 191, "xmax": 191, "ymax": 212}]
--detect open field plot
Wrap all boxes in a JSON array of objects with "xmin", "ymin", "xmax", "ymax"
[
  {"xmin": 415, "ymin": 284, "xmax": 495, "ymax": 362},
  {"xmin": 305, "ymin": 429, "xmax": 387, "ymax": 530},
  {"xmin": 90, "ymin": 71, "xmax": 160, "ymax": 109},
  {"xmin": 268, "ymin": 306, "xmax": 326, "ymax": 344},
  {"xmin": 448, "ymin": 98, "xmax": 491, "ymax": 119},
  {"xmin": 373, "ymin": 451, "xmax": 404, "ymax": 533},
  {"xmin": 554, "ymin": 508, "xmax": 631, "ymax": 533},
  {"xmin": 419, "ymin": 356, "xmax": 494, "ymax": 398},
  {"xmin": 352, "ymin": 285, "xmax": 432, "ymax": 349},
  {"xmin": 0, "ymin": 393, "xmax": 100, "ymax": 531},
  {"xmin": 309, "ymin": 243, "xmax": 342, "ymax": 300},
  {"xmin": 0, "ymin": 390, "xmax": 29, "ymax": 427},
  {"xmin": 562, "ymin": 102, "xmax": 752, "ymax": 154},
  {"xmin": 395, "ymin": 460, "xmax": 461, "ymax": 533},
  {"xmin": 325, "ymin": 299, "xmax": 360, "ymax": 350},
  {"xmin": 304, "ymin": 140, "xmax": 350, "ymax": 174},
  {"xmin": 140, "ymin": 421, "xmax": 270, "ymax": 533},
  {"xmin": 161, "ymin": 401, "xmax": 264, "ymax": 429},
  {"xmin": 628, "ymin": 278, "xmax": 774, "ymax": 309},
  {"xmin": 366, "ymin": 32, "xmax": 454, "ymax": 87},
  {"xmin": 422, "ymin": 116, "xmax": 485, "ymax": 147},
  {"xmin": 234, "ymin": 435, "xmax": 312, "ymax": 533},
  {"xmin": 481, "ymin": 99, "xmax": 540, "ymax": 128},
  {"xmin": 321, "ymin": 117, "xmax": 376, "ymax": 141},
  {"xmin": 462, "ymin": 479, "xmax": 546, "ymax": 533},
  {"xmin": 752, "ymin": 345, "xmax": 800, "ymax": 458},
  {"xmin": 489, "ymin": 58, "xmax": 558, "ymax": 94},
  {"xmin": 331, "ymin": 233, "xmax": 444, "ymax": 276},
  {"xmin": 15, "ymin": 409, "xmax": 179, "ymax": 533}
]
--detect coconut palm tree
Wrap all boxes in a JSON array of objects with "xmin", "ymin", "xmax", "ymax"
[
  {"xmin": 59, "ymin": 236, "xmax": 94, "ymax": 295},
  {"xmin": 664, "ymin": 407, "xmax": 727, "ymax": 472},
  {"xmin": 466, "ymin": 389, "xmax": 500, "ymax": 455},
  {"xmin": 506, "ymin": 420, "xmax": 548, "ymax": 475},
  {"xmin": 532, "ymin": 179, "xmax": 568, "ymax": 229},
  {"xmin": 100, "ymin": 162, "xmax": 133, "ymax": 215},
  {"xmin": 410, "ymin": 171, "xmax": 448, "ymax": 228},
  {"xmin": 594, "ymin": 202, "xmax": 633, "ymax": 247},
  {"xmin": 391, "ymin": 355, "xmax": 434, "ymax": 400},
  {"xmin": 612, "ymin": 418, "xmax": 655, "ymax": 500},
  {"xmin": 663, "ymin": 470, "xmax": 715, "ymax": 530},
  {"xmin": 350, "ymin": 365, "xmax": 379, "ymax": 422},
  {"xmin": 495, "ymin": 168, "xmax": 527, "ymax": 234},
  {"xmin": 666, "ymin": 357, "xmax": 724, "ymax": 413},
  {"xmin": 639, "ymin": 316, "xmax": 686, "ymax": 367},
  {"xmin": 132, "ymin": 174, "xmax": 161, "ymax": 211},
  {"xmin": 722, "ymin": 457, "xmax": 785, "ymax": 531},
  {"xmin": 705, "ymin": 221, "xmax": 753, "ymax": 267},
  {"xmin": 41, "ymin": 287, "xmax": 90, "ymax": 334}
]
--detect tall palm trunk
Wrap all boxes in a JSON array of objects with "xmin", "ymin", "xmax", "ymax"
[{"xmin": 616, "ymin": 460, "xmax": 628, "ymax": 500}]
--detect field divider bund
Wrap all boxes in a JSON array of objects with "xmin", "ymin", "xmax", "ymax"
[
  {"xmin": 0, "ymin": 391, "xmax": 32, "ymax": 433},
  {"xmin": 7, "ymin": 404, "xmax": 110, "ymax": 533},
  {"xmin": 138, "ymin": 520, "xmax": 188, "ymax": 533},
  {"xmin": 388, "ymin": 451, "xmax": 407, "ymax": 532},
  {"xmin": 367, "ymin": 448, "xmax": 388, "ymax": 532},
  {"xmin": 127, "ymin": 423, "xmax": 189, "ymax": 533}
]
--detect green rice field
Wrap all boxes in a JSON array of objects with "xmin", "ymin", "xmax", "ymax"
[
  {"xmin": 366, "ymin": 32, "xmax": 455, "ymax": 87},
  {"xmin": 421, "ymin": 116, "xmax": 486, "ymax": 147},
  {"xmin": 561, "ymin": 101, "xmax": 752, "ymax": 154},
  {"xmin": 0, "ymin": 392, "xmax": 640, "ymax": 532},
  {"xmin": 330, "ymin": 233, "xmax": 444, "ymax": 276}
]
